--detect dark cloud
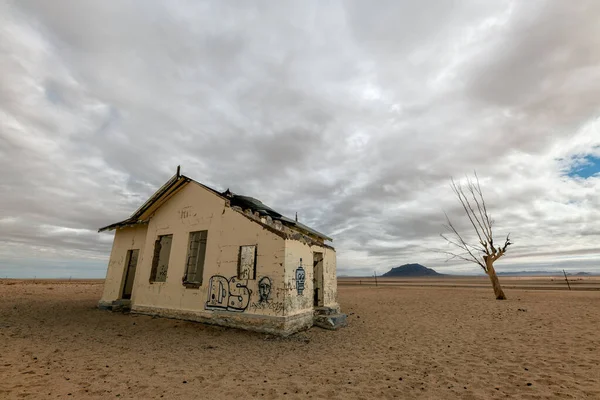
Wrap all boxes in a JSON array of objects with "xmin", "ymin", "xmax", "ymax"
[{"xmin": 2, "ymin": 0, "xmax": 600, "ymax": 277}]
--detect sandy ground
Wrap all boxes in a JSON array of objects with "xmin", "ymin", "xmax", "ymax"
[{"xmin": 1, "ymin": 279, "xmax": 600, "ymax": 399}]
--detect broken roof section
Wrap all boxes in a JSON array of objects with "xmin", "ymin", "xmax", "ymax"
[
  {"xmin": 98, "ymin": 169, "xmax": 333, "ymax": 242},
  {"xmin": 222, "ymin": 191, "xmax": 332, "ymax": 241}
]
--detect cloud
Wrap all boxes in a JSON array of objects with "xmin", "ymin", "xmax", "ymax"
[{"xmin": 1, "ymin": 0, "xmax": 600, "ymax": 277}]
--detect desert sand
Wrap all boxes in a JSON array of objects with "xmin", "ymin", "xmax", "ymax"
[{"xmin": 1, "ymin": 277, "xmax": 599, "ymax": 399}]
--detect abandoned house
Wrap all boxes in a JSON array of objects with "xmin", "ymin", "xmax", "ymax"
[{"xmin": 98, "ymin": 168, "xmax": 346, "ymax": 335}]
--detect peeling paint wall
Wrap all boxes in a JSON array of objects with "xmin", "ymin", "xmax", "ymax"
[
  {"xmin": 129, "ymin": 182, "xmax": 287, "ymax": 318},
  {"xmin": 322, "ymin": 247, "xmax": 338, "ymax": 308},
  {"xmin": 283, "ymin": 240, "xmax": 339, "ymax": 316},
  {"xmin": 100, "ymin": 224, "xmax": 148, "ymax": 303}
]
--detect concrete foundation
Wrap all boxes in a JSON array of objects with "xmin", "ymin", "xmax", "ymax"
[
  {"xmin": 313, "ymin": 313, "xmax": 348, "ymax": 330},
  {"xmin": 98, "ymin": 299, "xmax": 131, "ymax": 312},
  {"xmin": 130, "ymin": 305, "xmax": 314, "ymax": 336},
  {"xmin": 313, "ymin": 306, "xmax": 347, "ymax": 330}
]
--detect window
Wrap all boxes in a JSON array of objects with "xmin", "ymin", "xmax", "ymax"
[
  {"xmin": 150, "ymin": 234, "xmax": 173, "ymax": 283},
  {"xmin": 183, "ymin": 230, "xmax": 208, "ymax": 287},
  {"xmin": 238, "ymin": 245, "xmax": 257, "ymax": 280}
]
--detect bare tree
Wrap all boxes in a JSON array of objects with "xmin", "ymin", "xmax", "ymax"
[{"xmin": 440, "ymin": 173, "xmax": 512, "ymax": 300}]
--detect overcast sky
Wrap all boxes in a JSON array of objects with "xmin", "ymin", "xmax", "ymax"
[{"xmin": 2, "ymin": 0, "xmax": 600, "ymax": 278}]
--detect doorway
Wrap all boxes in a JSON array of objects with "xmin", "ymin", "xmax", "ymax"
[
  {"xmin": 313, "ymin": 252, "xmax": 324, "ymax": 307},
  {"xmin": 121, "ymin": 249, "xmax": 139, "ymax": 300}
]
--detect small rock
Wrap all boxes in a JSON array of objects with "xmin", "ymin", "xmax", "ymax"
[
  {"xmin": 182, "ymin": 381, "xmax": 187, "ymax": 384},
  {"xmin": 527, "ymin": 383, "xmax": 532, "ymax": 386}
]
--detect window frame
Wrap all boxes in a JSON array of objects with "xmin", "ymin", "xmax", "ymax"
[
  {"xmin": 149, "ymin": 234, "xmax": 173, "ymax": 283},
  {"xmin": 237, "ymin": 245, "xmax": 257, "ymax": 280},
  {"xmin": 183, "ymin": 230, "xmax": 208, "ymax": 288}
]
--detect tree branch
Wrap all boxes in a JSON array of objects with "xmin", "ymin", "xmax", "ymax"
[
  {"xmin": 451, "ymin": 179, "xmax": 488, "ymax": 253},
  {"xmin": 435, "ymin": 249, "xmax": 487, "ymax": 269},
  {"xmin": 441, "ymin": 172, "xmax": 512, "ymax": 274},
  {"xmin": 465, "ymin": 175, "xmax": 493, "ymax": 244}
]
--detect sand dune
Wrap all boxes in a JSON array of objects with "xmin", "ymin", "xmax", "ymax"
[{"xmin": 1, "ymin": 278, "xmax": 599, "ymax": 399}]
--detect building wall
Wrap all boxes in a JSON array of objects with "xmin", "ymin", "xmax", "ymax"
[
  {"xmin": 129, "ymin": 182, "xmax": 288, "ymax": 318},
  {"xmin": 321, "ymin": 247, "xmax": 338, "ymax": 309},
  {"xmin": 282, "ymin": 240, "xmax": 339, "ymax": 316},
  {"xmin": 99, "ymin": 224, "xmax": 149, "ymax": 305}
]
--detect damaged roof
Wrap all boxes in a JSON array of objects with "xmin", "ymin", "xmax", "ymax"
[{"xmin": 98, "ymin": 170, "xmax": 333, "ymax": 242}]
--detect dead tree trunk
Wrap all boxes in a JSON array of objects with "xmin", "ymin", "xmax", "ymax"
[
  {"xmin": 486, "ymin": 258, "xmax": 506, "ymax": 300},
  {"xmin": 440, "ymin": 173, "xmax": 512, "ymax": 300}
]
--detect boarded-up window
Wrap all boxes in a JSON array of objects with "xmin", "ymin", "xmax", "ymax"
[
  {"xmin": 184, "ymin": 230, "xmax": 208, "ymax": 286},
  {"xmin": 150, "ymin": 234, "xmax": 173, "ymax": 283},
  {"xmin": 238, "ymin": 245, "xmax": 257, "ymax": 280}
]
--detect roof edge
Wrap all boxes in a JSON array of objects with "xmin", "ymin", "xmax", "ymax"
[
  {"xmin": 131, "ymin": 174, "xmax": 190, "ymax": 220},
  {"xmin": 98, "ymin": 219, "xmax": 147, "ymax": 233},
  {"xmin": 98, "ymin": 172, "xmax": 190, "ymax": 232},
  {"xmin": 98, "ymin": 169, "xmax": 334, "ymax": 243}
]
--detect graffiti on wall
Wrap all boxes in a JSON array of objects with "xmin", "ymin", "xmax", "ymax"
[
  {"xmin": 250, "ymin": 300, "xmax": 284, "ymax": 313},
  {"xmin": 258, "ymin": 277, "xmax": 272, "ymax": 302},
  {"xmin": 205, "ymin": 275, "xmax": 251, "ymax": 312},
  {"xmin": 249, "ymin": 276, "xmax": 284, "ymax": 313},
  {"xmin": 295, "ymin": 258, "xmax": 305, "ymax": 295}
]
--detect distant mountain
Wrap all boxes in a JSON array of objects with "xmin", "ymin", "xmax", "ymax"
[{"xmin": 382, "ymin": 263, "xmax": 442, "ymax": 277}]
